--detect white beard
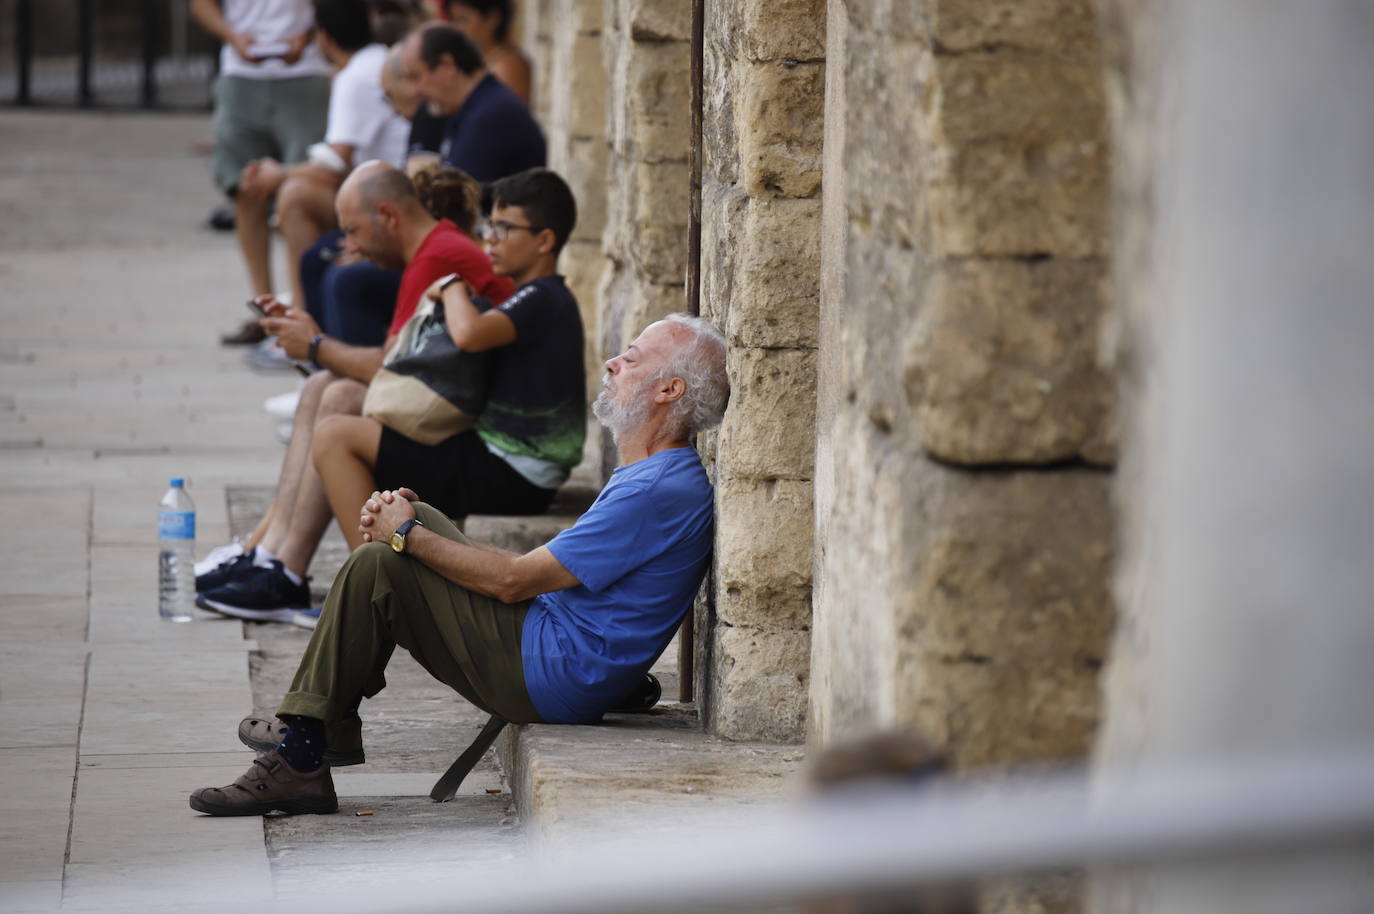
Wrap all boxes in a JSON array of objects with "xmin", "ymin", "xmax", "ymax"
[{"xmin": 592, "ymin": 373, "xmax": 654, "ymax": 442}]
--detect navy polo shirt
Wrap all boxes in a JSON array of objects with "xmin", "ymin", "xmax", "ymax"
[{"xmin": 440, "ymin": 74, "xmax": 546, "ymax": 183}]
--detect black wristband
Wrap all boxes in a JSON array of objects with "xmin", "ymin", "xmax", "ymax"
[{"xmin": 307, "ymin": 334, "xmax": 325, "ymax": 370}]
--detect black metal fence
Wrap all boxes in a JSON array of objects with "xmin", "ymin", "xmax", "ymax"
[{"xmin": 2, "ymin": 0, "xmax": 217, "ymax": 109}]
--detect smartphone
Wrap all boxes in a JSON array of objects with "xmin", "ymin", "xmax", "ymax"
[
  {"xmin": 248, "ymin": 40, "xmax": 291, "ymax": 61},
  {"xmin": 246, "ymin": 299, "xmax": 311, "ymax": 377}
]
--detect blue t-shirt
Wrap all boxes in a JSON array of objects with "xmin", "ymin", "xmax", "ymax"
[
  {"xmin": 521, "ymin": 447, "xmax": 715, "ymax": 723},
  {"xmin": 440, "ymin": 74, "xmax": 546, "ymax": 183}
]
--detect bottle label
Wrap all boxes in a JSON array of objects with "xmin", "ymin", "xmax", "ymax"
[{"xmin": 158, "ymin": 510, "xmax": 195, "ymax": 540}]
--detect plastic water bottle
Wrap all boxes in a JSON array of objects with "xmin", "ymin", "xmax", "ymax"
[{"xmin": 158, "ymin": 478, "xmax": 196, "ymax": 622}]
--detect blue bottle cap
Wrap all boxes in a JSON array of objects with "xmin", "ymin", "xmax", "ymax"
[{"xmin": 170, "ymin": 477, "xmax": 185, "ymax": 488}]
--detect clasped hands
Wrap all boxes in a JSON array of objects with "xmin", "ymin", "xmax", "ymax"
[
  {"xmin": 359, "ymin": 488, "xmax": 419, "ymax": 543},
  {"xmin": 255, "ymin": 297, "xmax": 321, "ymax": 361}
]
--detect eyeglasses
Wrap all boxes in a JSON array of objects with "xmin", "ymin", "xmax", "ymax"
[{"xmin": 483, "ymin": 220, "xmax": 546, "ymax": 242}]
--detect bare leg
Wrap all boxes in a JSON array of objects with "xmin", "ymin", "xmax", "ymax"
[
  {"xmin": 234, "ymin": 191, "xmax": 274, "ymax": 297},
  {"xmin": 258, "ymin": 370, "xmax": 336, "ymax": 555},
  {"xmin": 274, "ymin": 378, "xmax": 369, "ymax": 575},
  {"xmin": 311, "ymin": 414, "xmax": 385, "ymax": 551},
  {"xmin": 276, "ymin": 174, "xmax": 338, "ymax": 310}
]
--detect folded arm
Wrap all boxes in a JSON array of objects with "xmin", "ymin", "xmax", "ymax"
[{"xmin": 361, "ymin": 489, "xmax": 580, "ymax": 603}]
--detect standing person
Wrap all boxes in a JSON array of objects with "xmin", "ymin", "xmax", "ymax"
[
  {"xmin": 223, "ymin": 0, "xmax": 410, "ymax": 343},
  {"xmin": 191, "ymin": 0, "xmax": 332, "ymax": 344},
  {"xmin": 444, "ymin": 0, "xmax": 531, "ymax": 103},
  {"xmin": 402, "ymin": 23, "xmax": 545, "ymax": 184}
]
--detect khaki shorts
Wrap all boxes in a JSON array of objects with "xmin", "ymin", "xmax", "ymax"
[{"xmin": 212, "ymin": 73, "xmax": 331, "ymax": 193}]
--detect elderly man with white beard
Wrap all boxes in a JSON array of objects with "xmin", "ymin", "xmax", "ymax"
[{"xmin": 189, "ymin": 314, "xmax": 729, "ymax": 816}]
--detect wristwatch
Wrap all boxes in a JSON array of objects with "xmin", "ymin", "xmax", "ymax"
[
  {"xmin": 307, "ymin": 334, "xmax": 326, "ymax": 370},
  {"xmin": 390, "ymin": 519, "xmax": 423, "ymax": 554}
]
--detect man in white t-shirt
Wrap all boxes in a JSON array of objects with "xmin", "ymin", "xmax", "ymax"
[{"xmin": 221, "ymin": 0, "xmax": 409, "ymax": 339}]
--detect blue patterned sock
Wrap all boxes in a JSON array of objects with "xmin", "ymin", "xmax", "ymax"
[{"xmin": 276, "ymin": 714, "xmax": 326, "ymax": 772}]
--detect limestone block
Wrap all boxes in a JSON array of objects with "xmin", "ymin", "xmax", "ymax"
[
  {"xmin": 625, "ymin": 0, "xmax": 692, "ymax": 41},
  {"xmin": 902, "ymin": 257, "xmax": 1115, "ymax": 464},
  {"xmin": 899, "ymin": 652, "xmax": 1103, "ymax": 768},
  {"xmin": 934, "ymin": 51, "xmax": 1105, "ymax": 146},
  {"xmin": 713, "ymin": 475, "xmax": 814, "ymax": 631},
  {"xmin": 613, "ymin": 39, "xmax": 692, "ymax": 162},
  {"xmin": 569, "ymin": 0, "xmax": 603, "ymax": 34},
  {"xmin": 892, "ymin": 463, "xmax": 1112, "ymax": 767},
  {"xmin": 716, "ymin": 347, "xmax": 817, "ymax": 479},
  {"xmin": 927, "ymin": 0, "xmax": 1101, "ymax": 56},
  {"xmin": 626, "ymin": 160, "xmax": 690, "ymax": 284},
  {"xmin": 703, "ymin": 42, "xmax": 740, "ymax": 186},
  {"xmin": 549, "ymin": 136, "xmax": 608, "ymax": 241},
  {"xmin": 738, "ymin": 59, "xmax": 825, "ymax": 198},
  {"xmin": 726, "ymin": 196, "xmax": 820, "ymax": 349},
  {"xmin": 550, "ymin": 32, "xmax": 608, "ymax": 139},
  {"xmin": 710, "ymin": 0, "xmax": 827, "ymax": 63},
  {"xmin": 926, "ymin": 136, "xmax": 1108, "ymax": 258},
  {"xmin": 711, "ymin": 624, "xmax": 811, "ymax": 740},
  {"xmin": 700, "ymin": 180, "xmax": 749, "ymax": 333}
]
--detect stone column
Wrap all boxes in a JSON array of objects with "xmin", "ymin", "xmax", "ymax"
[
  {"xmin": 1093, "ymin": 2, "xmax": 1374, "ymax": 912},
  {"xmin": 814, "ymin": 0, "xmax": 1114, "ymax": 763},
  {"xmin": 695, "ymin": 0, "xmax": 825, "ymax": 741}
]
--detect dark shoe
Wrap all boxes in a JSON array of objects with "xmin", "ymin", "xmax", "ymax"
[
  {"xmin": 194, "ymin": 549, "xmax": 254, "ymax": 593},
  {"xmin": 221, "ymin": 318, "xmax": 266, "ymax": 346},
  {"xmin": 609, "ymin": 673, "xmax": 662, "ymax": 714},
  {"xmin": 196, "ymin": 560, "xmax": 310, "ymax": 623},
  {"xmin": 238, "ymin": 714, "xmax": 365, "ymax": 767},
  {"xmin": 189, "ymin": 750, "xmax": 337, "ymax": 816},
  {"xmin": 207, "ymin": 202, "xmax": 235, "ymax": 232}
]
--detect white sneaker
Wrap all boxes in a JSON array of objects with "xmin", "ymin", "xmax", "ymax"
[
  {"xmin": 263, "ymin": 388, "xmax": 302, "ymax": 419},
  {"xmin": 195, "ymin": 539, "xmax": 244, "ymax": 577}
]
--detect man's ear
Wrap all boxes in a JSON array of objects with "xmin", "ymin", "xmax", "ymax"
[
  {"xmin": 378, "ymin": 201, "xmax": 401, "ymax": 232},
  {"xmin": 657, "ymin": 377, "xmax": 686, "ymax": 404}
]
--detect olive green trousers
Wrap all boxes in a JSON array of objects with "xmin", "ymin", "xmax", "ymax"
[{"xmin": 277, "ymin": 502, "xmax": 543, "ymax": 725}]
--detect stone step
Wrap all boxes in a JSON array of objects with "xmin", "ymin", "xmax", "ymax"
[{"xmin": 496, "ymin": 705, "xmax": 805, "ymax": 846}]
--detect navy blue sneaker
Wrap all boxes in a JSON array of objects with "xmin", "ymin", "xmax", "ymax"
[
  {"xmin": 195, "ymin": 548, "xmax": 254, "ymax": 593},
  {"xmin": 196, "ymin": 560, "xmax": 311, "ymax": 623},
  {"xmin": 290, "ymin": 608, "xmax": 323, "ymax": 630}
]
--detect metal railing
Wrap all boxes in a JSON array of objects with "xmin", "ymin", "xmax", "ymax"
[{"xmin": 5, "ymin": 0, "xmax": 215, "ymax": 110}]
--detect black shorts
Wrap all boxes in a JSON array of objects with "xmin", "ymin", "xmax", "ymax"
[{"xmin": 372, "ymin": 428, "xmax": 557, "ymax": 518}]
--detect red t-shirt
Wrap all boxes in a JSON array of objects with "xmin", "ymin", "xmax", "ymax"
[{"xmin": 388, "ymin": 220, "xmax": 515, "ymax": 337}]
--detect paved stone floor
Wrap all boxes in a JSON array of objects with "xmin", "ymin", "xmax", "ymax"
[{"xmin": 0, "ymin": 110, "xmax": 519, "ymax": 912}]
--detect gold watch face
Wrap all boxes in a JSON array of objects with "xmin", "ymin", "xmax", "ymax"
[{"xmin": 390, "ymin": 530, "xmax": 406, "ymax": 553}]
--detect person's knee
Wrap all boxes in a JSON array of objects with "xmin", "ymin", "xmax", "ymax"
[
  {"xmin": 318, "ymin": 378, "xmax": 365, "ymax": 418},
  {"xmin": 276, "ymin": 175, "xmax": 310, "ymax": 219},
  {"xmin": 311, "ymin": 413, "xmax": 350, "ymax": 458}
]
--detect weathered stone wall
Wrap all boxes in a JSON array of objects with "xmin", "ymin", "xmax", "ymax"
[
  {"xmin": 812, "ymin": 0, "xmax": 1116, "ymax": 771},
  {"xmin": 518, "ymin": 0, "xmax": 610, "ymax": 407},
  {"xmin": 696, "ymin": 0, "xmax": 825, "ymax": 742}
]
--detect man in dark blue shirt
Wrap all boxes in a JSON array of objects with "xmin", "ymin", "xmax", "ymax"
[
  {"xmin": 189, "ymin": 313, "xmax": 731, "ymax": 816},
  {"xmin": 401, "ymin": 22, "xmax": 545, "ymax": 184}
]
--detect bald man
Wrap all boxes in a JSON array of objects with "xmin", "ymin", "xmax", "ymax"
[
  {"xmin": 195, "ymin": 161, "xmax": 513, "ymax": 623},
  {"xmin": 380, "ymin": 43, "xmax": 446, "ymax": 178}
]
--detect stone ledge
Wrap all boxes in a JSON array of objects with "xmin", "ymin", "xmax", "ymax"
[{"xmin": 497, "ymin": 706, "xmax": 805, "ymax": 844}]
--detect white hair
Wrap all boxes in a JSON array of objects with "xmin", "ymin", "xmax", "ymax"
[{"xmin": 659, "ymin": 313, "xmax": 729, "ymax": 437}]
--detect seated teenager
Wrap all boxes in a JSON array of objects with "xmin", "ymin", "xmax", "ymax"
[
  {"xmin": 188, "ymin": 313, "xmax": 728, "ymax": 816},
  {"xmin": 223, "ymin": 0, "xmax": 410, "ymax": 343},
  {"xmin": 196, "ymin": 161, "xmax": 512, "ymax": 620},
  {"xmin": 309, "ymin": 166, "xmax": 584, "ymax": 550}
]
